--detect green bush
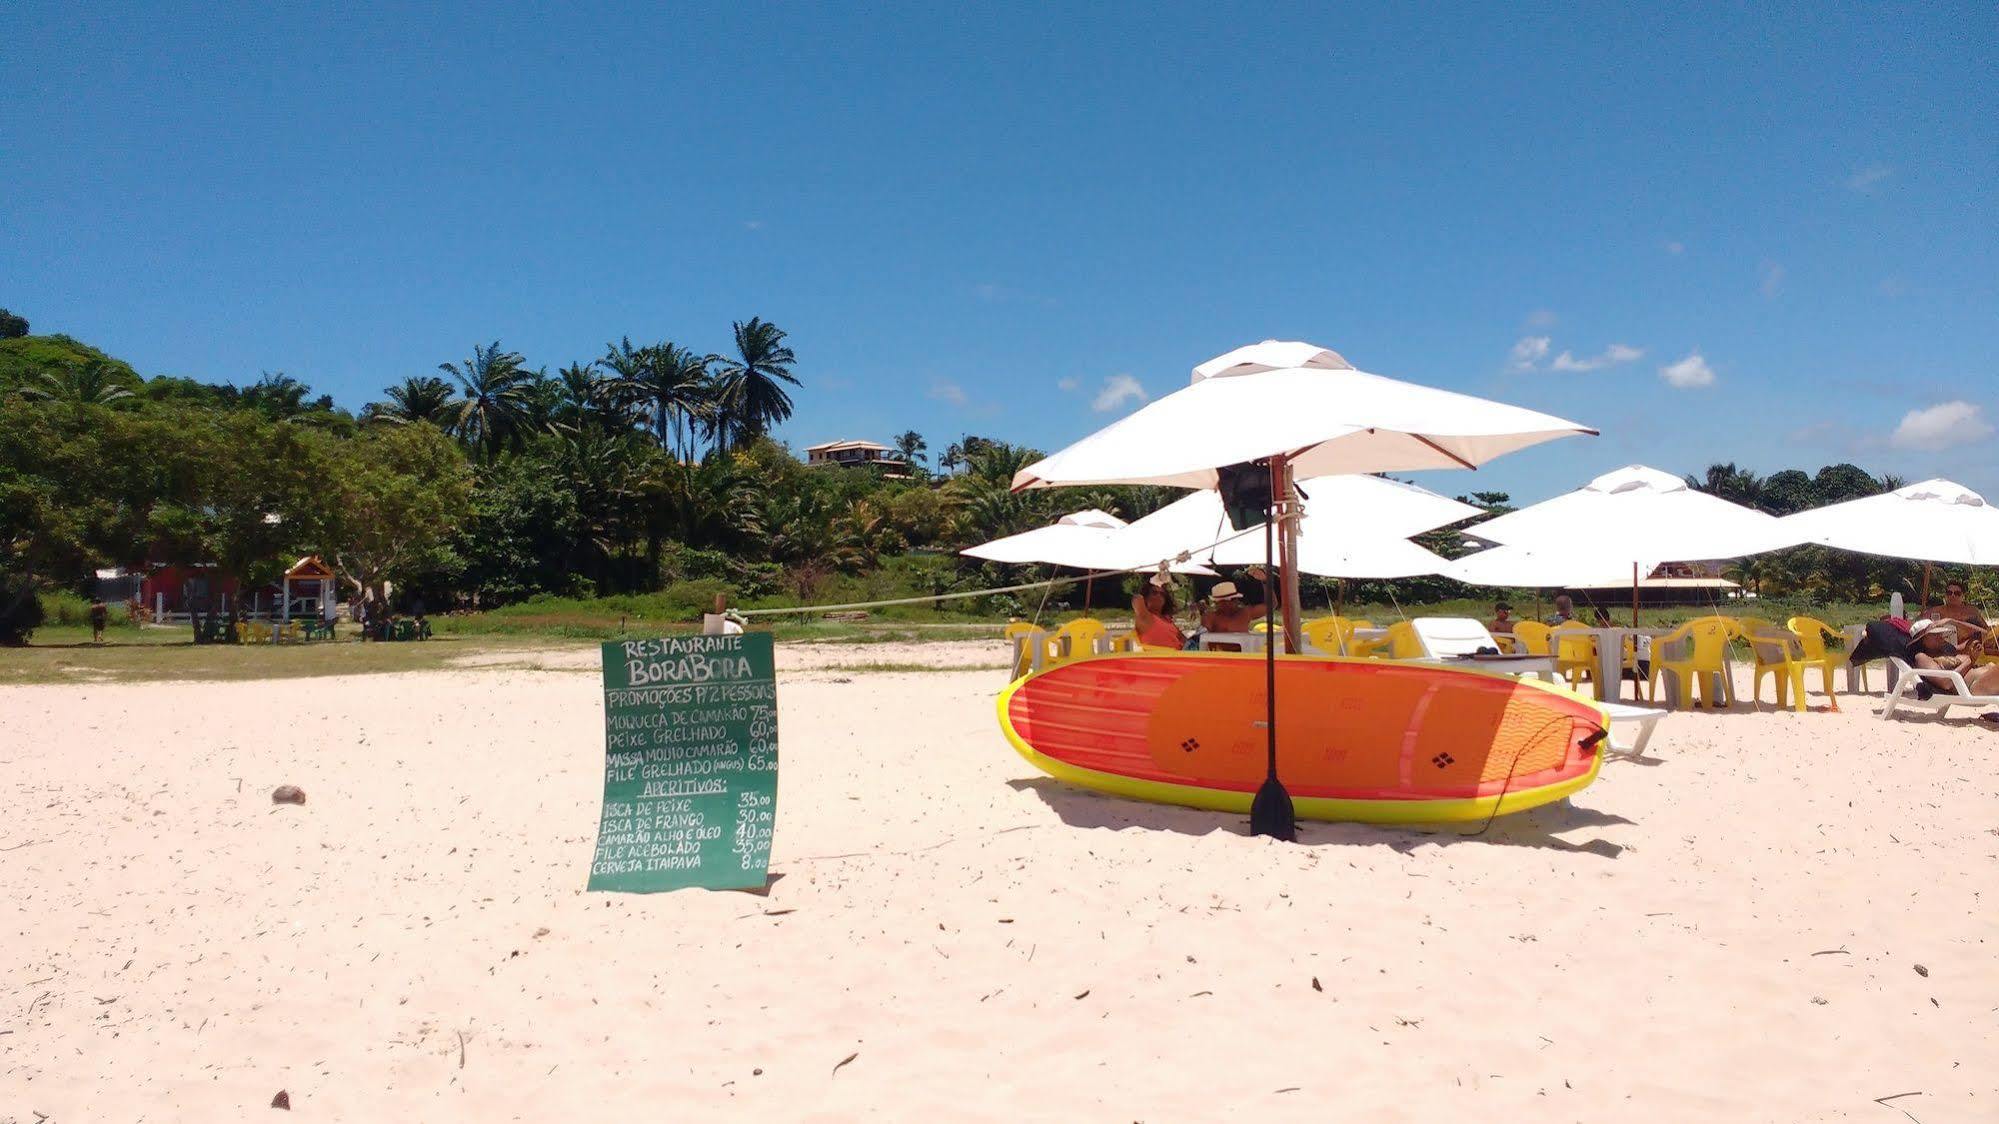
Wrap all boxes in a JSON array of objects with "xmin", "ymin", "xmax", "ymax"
[{"xmin": 1, "ymin": 576, "xmax": 46, "ymax": 644}]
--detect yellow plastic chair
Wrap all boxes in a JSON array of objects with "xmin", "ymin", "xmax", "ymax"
[
  {"xmin": 1002, "ymin": 621, "xmax": 1049, "ymax": 679},
  {"xmin": 1551, "ymin": 621, "xmax": 1597, "ymax": 690},
  {"xmin": 1053, "ymin": 618, "xmax": 1110, "ymax": 661},
  {"xmin": 1368, "ymin": 620, "xmax": 1423, "ymax": 660},
  {"xmin": 1302, "ymin": 616, "xmax": 1357, "ymax": 655},
  {"xmin": 1786, "ymin": 616, "xmax": 1847, "ymax": 710},
  {"xmin": 1648, "ymin": 618, "xmax": 1734, "ymax": 709},
  {"xmin": 1744, "ymin": 624, "xmax": 1807, "ymax": 712},
  {"xmin": 1509, "ymin": 621, "xmax": 1553, "ymax": 656}
]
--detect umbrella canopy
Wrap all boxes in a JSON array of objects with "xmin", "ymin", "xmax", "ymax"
[
  {"xmin": 1116, "ymin": 474, "xmax": 1475, "ymax": 579},
  {"xmin": 1448, "ymin": 543, "xmax": 1695, "ymax": 589},
  {"xmin": 1011, "ymin": 341, "xmax": 1598, "ymax": 491},
  {"xmin": 1464, "ymin": 465, "xmax": 1796, "ymax": 564},
  {"xmin": 1778, "ymin": 478, "xmax": 1999, "ymax": 565},
  {"xmin": 962, "ymin": 508, "xmax": 1210, "ymax": 573}
]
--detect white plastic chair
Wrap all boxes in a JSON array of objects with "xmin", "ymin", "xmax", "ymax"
[
  {"xmin": 1881, "ymin": 658, "xmax": 1999, "ymax": 720},
  {"xmin": 1198, "ymin": 631, "xmax": 1267, "ymax": 653}
]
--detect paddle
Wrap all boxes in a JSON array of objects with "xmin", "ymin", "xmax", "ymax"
[{"xmin": 1249, "ymin": 459, "xmax": 1296, "ymax": 841}]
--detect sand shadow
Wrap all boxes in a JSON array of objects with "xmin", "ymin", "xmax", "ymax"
[{"xmin": 1006, "ymin": 777, "xmax": 1632, "ymax": 857}]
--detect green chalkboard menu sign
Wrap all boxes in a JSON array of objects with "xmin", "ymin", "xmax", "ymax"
[{"xmin": 587, "ymin": 633, "xmax": 778, "ymax": 892}]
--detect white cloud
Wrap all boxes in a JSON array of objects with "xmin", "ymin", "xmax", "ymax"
[
  {"xmin": 1759, "ymin": 261, "xmax": 1785, "ymax": 298},
  {"xmin": 1056, "ymin": 376, "xmax": 1079, "ymax": 393},
  {"xmin": 927, "ymin": 379, "xmax": 969, "ymax": 407},
  {"xmin": 1847, "ymin": 163, "xmax": 1894, "ymax": 193},
  {"xmin": 1549, "ymin": 343, "xmax": 1644, "ymax": 372},
  {"xmin": 1664, "ymin": 240, "xmax": 1685, "ymax": 256},
  {"xmin": 1525, "ymin": 308, "xmax": 1558, "ymax": 329},
  {"xmin": 1891, "ymin": 401, "xmax": 1993, "ymax": 450},
  {"xmin": 1507, "ymin": 336, "xmax": 1551, "ymax": 371},
  {"xmin": 1091, "ymin": 373, "xmax": 1148, "ymax": 413},
  {"xmin": 743, "ymin": 219, "xmax": 764, "ymax": 230},
  {"xmin": 1659, "ymin": 352, "xmax": 1717, "ymax": 389}
]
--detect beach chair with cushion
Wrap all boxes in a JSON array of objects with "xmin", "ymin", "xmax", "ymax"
[
  {"xmin": 1648, "ymin": 618, "xmax": 1733, "ymax": 709},
  {"xmin": 1784, "ymin": 617, "xmax": 1846, "ymax": 710},
  {"xmin": 1881, "ymin": 657, "xmax": 1999, "ymax": 720}
]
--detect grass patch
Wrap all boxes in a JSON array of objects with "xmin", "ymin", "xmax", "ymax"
[{"xmin": 0, "ymin": 631, "xmax": 556, "ymax": 686}]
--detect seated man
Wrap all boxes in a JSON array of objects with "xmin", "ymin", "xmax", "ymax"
[
  {"xmin": 1490, "ymin": 602, "xmax": 1516, "ymax": 636},
  {"xmin": 1544, "ymin": 594, "xmax": 1577, "ymax": 626},
  {"xmin": 1923, "ymin": 580, "xmax": 1990, "ymax": 644},
  {"xmin": 1199, "ymin": 581, "xmax": 1267, "ymax": 634}
]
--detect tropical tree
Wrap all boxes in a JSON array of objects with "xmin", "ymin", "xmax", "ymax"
[
  {"xmin": 323, "ymin": 423, "xmax": 473, "ymax": 610},
  {"xmin": 611, "ymin": 342, "xmax": 711, "ymax": 460},
  {"xmin": 553, "ymin": 362, "xmax": 618, "ymax": 434},
  {"xmin": 0, "ymin": 308, "xmax": 28, "ymax": 339},
  {"xmin": 1685, "ymin": 462, "xmax": 1764, "ymax": 509},
  {"xmin": 18, "ymin": 360, "xmax": 139, "ymax": 407},
  {"xmin": 892, "ymin": 429, "xmax": 928, "ymax": 467},
  {"xmin": 369, "ymin": 375, "xmax": 460, "ymax": 426},
  {"xmin": 439, "ymin": 341, "xmax": 530, "ymax": 460},
  {"xmin": 240, "ymin": 371, "xmax": 312, "ymax": 420},
  {"xmin": 708, "ymin": 317, "xmax": 799, "ymax": 451}
]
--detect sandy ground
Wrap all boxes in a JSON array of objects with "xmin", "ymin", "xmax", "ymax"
[{"xmin": 4, "ymin": 642, "xmax": 1997, "ymax": 1122}]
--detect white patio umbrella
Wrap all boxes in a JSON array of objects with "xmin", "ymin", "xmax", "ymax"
[
  {"xmin": 1015, "ymin": 342, "xmax": 1598, "ymax": 491},
  {"xmin": 1455, "ymin": 465, "xmax": 1797, "ymax": 624},
  {"xmin": 1013, "ymin": 340, "xmax": 1596, "ymax": 838},
  {"xmin": 1116, "ymin": 474, "xmax": 1474, "ymax": 579},
  {"xmin": 962, "ymin": 509, "xmax": 1211, "ymax": 616},
  {"xmin": 963, "ymin": 507, "xmax": 1213, "ymax": 572},
  {"xmin": 1778, "ymin": 478, "xmax": 1999, "ymax": 604}
]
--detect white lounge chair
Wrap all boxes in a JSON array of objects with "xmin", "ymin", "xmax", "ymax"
[
  {"xmin": 1881, "ymin": 657, "xmax": 1999, "ymax": 720},
  {"xmin": 1409, "ymin": 617, "xmax": 1503, "ymax": 659},
  {"xmin": 1600, "ymin": 701, "xmax": 1665, "ymax": 757}
]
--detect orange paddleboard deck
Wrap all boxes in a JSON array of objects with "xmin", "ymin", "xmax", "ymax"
[{"xmin": 998, "ymin": 651, "xmax": 1609, "ymax": 824}]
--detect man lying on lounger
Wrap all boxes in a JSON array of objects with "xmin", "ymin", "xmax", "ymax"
[{"xmin": 1910, "ymin": 620, "xmax": 1999, "ymax": 697}]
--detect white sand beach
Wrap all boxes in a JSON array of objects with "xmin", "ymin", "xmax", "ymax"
[{"xmin": 6, "ymin": 641, "xmax": 1996, "ymax": 1121}]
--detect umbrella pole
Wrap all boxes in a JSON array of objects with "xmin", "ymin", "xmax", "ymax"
[
  {"xmin": 1084, "ymin": 571, "xmax": 1093, "ymax": 617},
  {"xmin": 1250, "ymin": 456, "xmax": 1296, "ymax": 842},
  {"xmin": 1632, "ymin": 562, "xmax": 1640, "ymax": 628},
  {"xmin": 1276, "ymin": 455, "xmax": 1303, "ymax": 655},
  {"xmin": 1919, "ymin": 561, "xmax": 1932, "ymax": 611}
]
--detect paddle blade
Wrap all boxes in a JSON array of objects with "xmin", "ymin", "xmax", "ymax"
[{"xmin": 1250, "ymin": 775, "xmax": 1297, "ymax": 841}]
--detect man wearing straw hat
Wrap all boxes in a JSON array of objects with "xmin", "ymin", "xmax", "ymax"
[
  {"xmin": 1909, "ymin": 619, "xmax": 1999, "ymax": 697},
  {"xmin": 1199, "ymin": 580, "xmax": 1267, "ymax": 634}
]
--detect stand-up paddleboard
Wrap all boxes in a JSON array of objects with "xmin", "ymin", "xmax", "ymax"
[{"xmin": 998, "ymin": 651, "xmax": 1609, "ymax": 824}]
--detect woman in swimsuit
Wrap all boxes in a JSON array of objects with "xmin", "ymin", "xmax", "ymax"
[{"xmin": 1131, "ymin": 582, "xmax": 1185, "ymax": 650}]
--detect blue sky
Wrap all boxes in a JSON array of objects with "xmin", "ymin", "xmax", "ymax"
[{"xmin": 5, "ymin": 3, "xmax": 1995, "ymax": 501}]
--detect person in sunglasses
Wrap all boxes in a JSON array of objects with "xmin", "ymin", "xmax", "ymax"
[{"xmin": 1922, "ymin": 580, "xmax": 1991, "ymax": 653}]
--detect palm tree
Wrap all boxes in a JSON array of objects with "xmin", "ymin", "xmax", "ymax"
[
  {"xmin": 555, "ymin": 362, "xmax": 617, "ymax": 434},
  {"xmin": 439, "ymin": 341, "xmax": 530, "ymax": 460},
  {"xmin": 628, "ymin": 343, "xmax": 712, "ymax": 461},
  {"xmin": 708, "ymin": 317, "xmax": 799, "ymax": 452},
  {"xmin": 19, "ymin": 359, "xmax": 138, "ymax": 407},
  {"xmin": 892, "ymin": 430, "xmax": 928, "ymax": 467},
  {"xmin": 241, "ymin": 371, "xmax": 310, "ymax": 419},
  {"xmin": 1684, "ymin": 462, "xmax": 1764, "ymax": 509},
  {"xmin": 939, "ymin": 440, "xmax": 964, "ymax": 476},
  {"xmin": 369, "ymin": 375, "xmax": 459, "ymax": 426}
]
